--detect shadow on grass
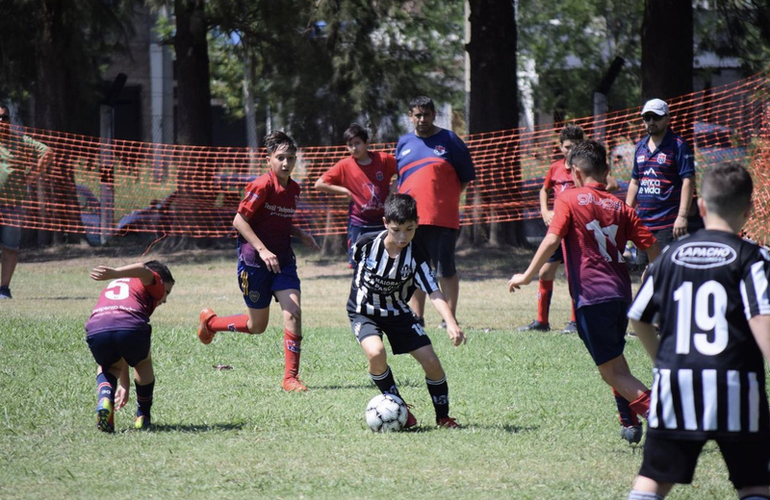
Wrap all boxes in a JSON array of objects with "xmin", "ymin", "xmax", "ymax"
[
  {"xmin": 146, "ymin": 422, "xmax": 246, "ymax": 433},
  {"xmin": 407, "ymin": 423, "xmax": 535, "ymax": 434}
]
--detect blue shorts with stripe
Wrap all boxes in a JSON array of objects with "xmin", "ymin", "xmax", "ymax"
[{"xmin": 238, "ymin": 259, "xmax": 301, "ymax": 309}]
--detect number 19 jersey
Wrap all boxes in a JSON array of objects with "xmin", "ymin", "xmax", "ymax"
[{"xmin": 628, "ymin": 229, "xmax": 770, "ymax": 440}]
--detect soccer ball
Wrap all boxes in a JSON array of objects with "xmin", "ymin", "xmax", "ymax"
[{"xmin": 365, "ymin": 393, "xmax": 408, "ymax": 432}]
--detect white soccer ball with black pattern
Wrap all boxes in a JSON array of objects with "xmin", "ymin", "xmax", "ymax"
[{"xmin": 365, "ymin": 393, "xmax": 408, "ymax": 432}]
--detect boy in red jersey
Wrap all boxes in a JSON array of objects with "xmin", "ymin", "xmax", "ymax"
[
  {"xmin": 508, "ymin": 139, "xmax": 660, "ymax": 441},
  {"xmin": 314, "ymin": 123, "xmax": 397, "ymax": 266},
  {"xmin": 85, "ymin": 260, "xmax": 175, "ymax": 432},
  {"xmin": 519, "ymin": 124, "xmax": 584, "ymax": 334},
  {"xmin": 519, "ymin": 124, "xmax": 619, "ymax": 334},
  {"xmin": 197, "ymin": 131, "xmax": 320, "ymax": 392}
]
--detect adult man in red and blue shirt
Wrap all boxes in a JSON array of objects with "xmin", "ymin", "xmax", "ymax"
[
  {"xmin": 395, "ymin": 96, "xmax": 476, "ymax": 327},
  {"xmin": 626, "ymin": 98, "xmax": 696, "ymax": 260}
]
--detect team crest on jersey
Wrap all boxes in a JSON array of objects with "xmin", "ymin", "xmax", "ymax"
[
  {"xmin": 248, "ymin": 291, "xmax": 261, "ymax": 303},
  {"xmin": 400, "ymin": 264, "xmax": 413, "ymax": 278},
  {"xmin": 433, "ymin": 145, "xmax": 446, "ymax": 156},
  {"xmin": 657, "ymin": 153, "xmax": 667, "ymax": 164},
  {"xmin": 376, "ymin": 171, "xmax": 384, "ymax": 181},
  {"xmin": 671, "ymin": 242, "xmax": 736, "ymax": 269}
]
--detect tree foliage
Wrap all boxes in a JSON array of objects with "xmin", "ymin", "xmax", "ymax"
[
  {"xmin": 699, "ymin": 0, "xmax": 770, "ymax": 74},
  {"xmin": 518, "ymin": 0, "xmax": 644, "ymax": 122},
  {"xmin": 0, "ymin": 0, "xmax": 134, "ymax": 133},
  {"xmin": 205, "ymin": 0, "xmax": 464, "ymax": 144}
]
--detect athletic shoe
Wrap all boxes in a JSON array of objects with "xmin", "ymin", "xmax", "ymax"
[
  {"xmin": 517, "ymin": 320, "xmax": 550, "ymax": 332},
  {"xmin": 0, "ymin": 286, "xmax": 11, "ymax": 299},
  {"xmin": 620, "ymin": 424, "xmax": 643, "ymax": 444},
  {"xmin": 561, "ymin": 321, "xmax": 578, "ymax": 334},
  {"xmin": 282, "ymin": 377, "xmax": 308, "ymax": 392},
  {"xmin": 96, "ymin": 398, "xmax": 114, "ymax": 433},
  {"xmin": 404, "ymin": 406, "xmax": 418, "ymax": 429},
  {"xmin": 436, "ymin": 416, "xmax": 461, "ymax": 429},
  {"xmin": 198, "ymin": 308, "xmax": 216, "ymax": 345},
  {"xmin": 438, "ymin": 320, "xmax": 447, "ymax": 329},
  {"xmin": 134, "ymin": 414, "xmax": 152, "ymax": 430}
]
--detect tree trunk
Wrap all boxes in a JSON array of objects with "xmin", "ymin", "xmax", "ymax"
[
  {"xmin": 641, "ymin": 0, "xmax": 693, "ymax": 102},
  {"xmin": 174, "ymin": 0, "xmax": 213, "ymax": 147},
  {"xmin": 465, "ymin": 0, "xmax": 520, "ymax": 246},
  {"xmin": 32, "ymin": 1, "xmax": 69, "ymax": 246},
  {"xmin": 171, "ymin": 0, "xmax": 216, "ymax": 246},
  {"xmin": 642, "ymin": 0, "xmax": 694, "ymax": 146}
]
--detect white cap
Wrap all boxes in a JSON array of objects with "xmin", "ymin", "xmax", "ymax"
[{"xmin": 641, "ymin": 98, "xmax": 669, "ymax": 116}]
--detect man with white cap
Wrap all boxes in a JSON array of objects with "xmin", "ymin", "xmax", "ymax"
[{"xmin": 625, "ymin": 98, "xmax": 695, "ymax": 262}]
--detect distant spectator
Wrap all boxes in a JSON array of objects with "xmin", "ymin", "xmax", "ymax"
[
  {"xmin": 626, "ymin": 99, "xmax": 697, "ymax": 264},
  {"xmin": 314, "ymin": 123, "xmax": 397, "ymax": 266},
  {"xmin": 396, "ymin": 96, "xmax": 476, "ymax": 328},
  {"xmin": 0, "ymin": 104, "xmax": 53, "ymax": 299}
]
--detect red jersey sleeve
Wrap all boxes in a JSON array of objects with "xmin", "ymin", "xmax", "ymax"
[
  {"xmin": 548, "ymin": 195, "xmax": 572, "ymax": 238},
  {"xmin": 238, "ymin": 174, "xmax": 271, "ymax": 220},
  {"xmin": 320, "ymin": 158, "xmax": 347, "ymax": 185},
  {"xmin": 543, "ymin": 162, "xmax": 557, "ymax": 191},
  {"xmin": 626, "ymin": 206, "xmax": 657, "ymax": 250}
]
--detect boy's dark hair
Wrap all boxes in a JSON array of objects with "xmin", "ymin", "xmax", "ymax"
[
  {"xmin": 566, "ymin": 139, "xmax": 607, "ymax": 179},
  {"xmin": 559, "ymin": 123, "xmax": 584, "ymax": 144},
  {"xmin": 264, "ymin": 131, "xmax": 297, "ymax": 155},
  {"xmin": 408, "ymin": 96, "xmax": 435, "ymax": 113},
  {"xmin": 701, "ymin": 162, "xmax": 753, "ymax": 218},
  {"xmin": 343, "ymin": 123, "xmax": 369, "ymax": 144},
  {"xmin": 144, "ymin": 260, "xmax": 175, "ymax": 284},
  {"xmin": 384, "ymin": 193, "xmax": 418, "ymax": 224}
]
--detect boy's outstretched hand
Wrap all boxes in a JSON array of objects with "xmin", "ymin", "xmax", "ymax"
[
  {"xmin": 445, "ymin": 322, "xmax": 466, "ymax": 347},
  {"xmin": 507, "ymin": 273, "xmax": 531, "ymax": 293},
  {"xmin": 90, "ymin": 266, "xmax": 119, "ymax": 281}
]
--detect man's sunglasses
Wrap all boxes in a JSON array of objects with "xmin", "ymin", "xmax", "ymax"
[{"xmin": 642, "ymin": 114, "xmax": 665, "ymax": 122}]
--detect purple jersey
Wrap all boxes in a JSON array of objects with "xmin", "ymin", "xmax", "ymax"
[
  {"xmin": 85, "ymin": 271, "xmax": 165, "ymax": 336},
  {"xmin": 631, "ymin": 129, "xmax": 695, "ymax": 231}
]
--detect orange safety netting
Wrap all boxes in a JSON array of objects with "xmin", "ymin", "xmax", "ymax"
[{"xmin": 1, "ymin": 72, "xmax": 769, "ymax": 245}]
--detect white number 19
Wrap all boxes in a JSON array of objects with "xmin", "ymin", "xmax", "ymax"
[{"xmin": 673, "ymin": 280, "xmax": 728, "ymax": 356}]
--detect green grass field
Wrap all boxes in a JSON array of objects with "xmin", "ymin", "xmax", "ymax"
[{"xmin": 0, "ymin": 244, "xmax": 741, "ymax": 499}]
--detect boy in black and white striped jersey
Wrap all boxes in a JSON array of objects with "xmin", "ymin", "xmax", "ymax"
[
  {"xmin": 627, "ymin": 162, "xmax": 770, "ymax": 500},
  {"xmin": 347, "ymin": 193, "xmax": 466, "ymax": 429}
]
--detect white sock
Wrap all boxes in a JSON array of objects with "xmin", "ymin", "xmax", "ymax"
[{"xmin": 628, "ymin": 491, "xmax": 664, "ymax": 500}]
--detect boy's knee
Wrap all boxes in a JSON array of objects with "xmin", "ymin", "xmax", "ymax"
[
  {"xmin": 283, "ymin": 306, "xmax": 301, "ymax": 324},
  {"xmin": 247, "ymin": 318, "xmax": 268, "ymax": 335}
]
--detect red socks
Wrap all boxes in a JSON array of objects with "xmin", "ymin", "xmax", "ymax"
[
  {"xmin": 208, "ymin": 314, "xmax": 250, "ymax": 333},
  {"xmin": 537, "ymin": 279, "xmax": 554, "ymax": 324},
  {"xmin": 283, "ymin": 330, "xmax": 302, "ymax": 380},
  {"xmin": 629, "ymin": 390, "xmax": 652, "ymax": 420}
]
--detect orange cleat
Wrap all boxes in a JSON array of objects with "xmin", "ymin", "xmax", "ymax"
[
  {"xmin": 198, "ymin": 308, "xmax": 216, "ymax": 345},
  {"xmin": 282, "ymin": 377, "xmax": 308, "ymax": 392}
]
